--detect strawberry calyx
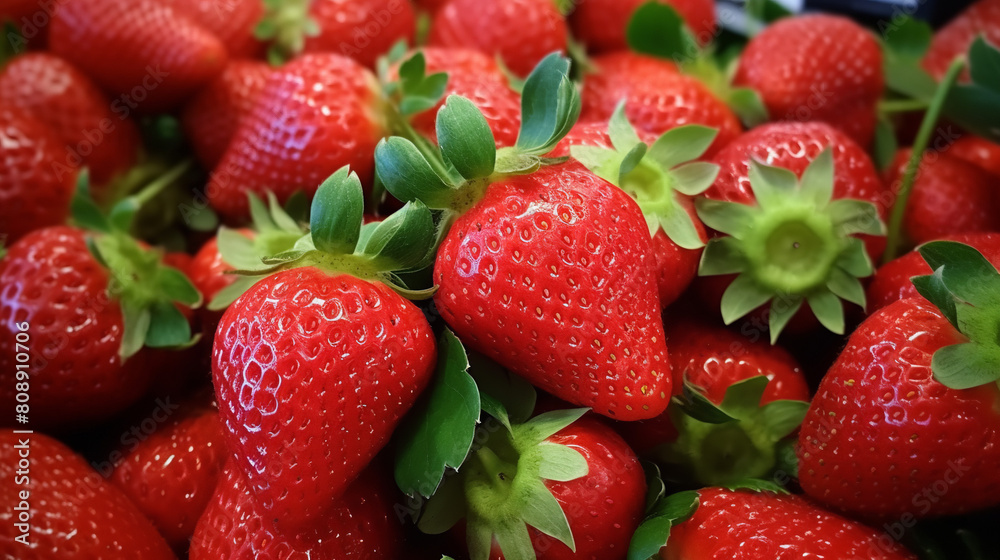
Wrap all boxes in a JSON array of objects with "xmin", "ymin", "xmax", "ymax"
[
  {"xmin": 418, "ymin": 409, "xmax": 591, "ymax": 560},
  {"xmin": 254, "ymin": 0, "xmax": 319, "ymax": 65},
  {"xmin": 912, "ymin": 241, "xmax": 1000, "ymax": 390},
  {"xmin": 695, "ymin": 149, "xmax": 885, "ymax": 342},
  {"xmin": 70, "ymin": 166, "xmax": 203, "ymax": 359},
  {"xmin": 571, "ymin": 102, "xmax": 719, "ymax": 249},
  {"xmin": 375, "ymin": 53, "xmax": 580, "ymax": 217},
  {"xmin": 654, "ymin": 377, "xmax": 808, "ymax": 487}
]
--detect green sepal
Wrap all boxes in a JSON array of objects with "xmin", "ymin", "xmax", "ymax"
[
  {"xmin": 255, "ymin": 0, "xmax": 319, "ymax": 66},
  {"xmin": 745, "ymin": 0, "xmax": 792, "ymax": 25},
  {"xmin": 672, "ymin": 380, "xmax": 738, "ymax": 424},
  {"xmin": 310, "ymin": 166, "xmax": 364, "ymax": 255},
  {"xmin": 119, "ymin": 301, "xmax": 152, "ymax": 360},
  {"xmin": 873, "ymin": 117, "xmax": 899, "ymax": 172},
  {"xmin": 942, "ymin": 38, "xmax": 1000, "ymax": 142},
  {"xmin": 514, "ymin": 53, "xmax": 581, "ymax": 156},
  {"xmin": 719, "ymin": 273, "xmax": 773, "ymax": 325},
  {"xmin": 209, "ymin": 276, "xmax": 259, "ymax": 311},
  {"xmin": 144, "ymin": 301, "xmax": 194, "ymax": 348},
  {"xmin": 376, "ymin": 137, "xmax": 458, "ymax": 209},
  {"xmin": 158, "ymin": 266, "xmax": 202, "ymax": 306},
  {"xmin": 437, "ymin": 95, "xmax": 497, "ymax": 180},
  {"xmin": 536, "ymin": 442, "xmax": 589, "ymax": 482},
  {"xmin": 395, "ymin": 52, "xmax": 450, "ymax": 116},
  {"xmin": 918, "ymin": 241, "xmax": 1000, "ymax": 307},
  {"xmin": 418, "ymin": 473, "xmax": 467, "ymax": 533},
  {"xmin": 932, "ymin": 343, "xmax": 1000, "ymax": 389},
  {"xmin": 626, "ymin": 1, "xmax": 698, "ymax": 62},
  {"xmin": 768, "ymin": 297, "xmax": 803, "ymax": 345},
  {"xmin": 881, "ymin": 16, "xmax": 936, "ymax": 101},
  {"xmin": 721, "ymin": 478, "xmax": 789, "ymax": 494},
  {"xmin": 468, "ymin": 353, "xmax": 538, "ymax": 426},
  {"xmin": 627, "ymin": 490, "xmax": 699, "ymax": 560},
  {"xmin": 727, "ymin": 88, "xmax": 770, "ymax": 128},
  {"xmin": 647, "ymin": 125, "xmax": 718, "ymax": 171},
  {"xmin": 70, "ymin": 170, "xmax": 112, "ymax": 233},
  {"xmin": 912, "ymin": 268, "xmax": 958, "ymax": 328},
  {"xmin": 361, "ymin": 200, "xmax": 435, "ymax": 270}
]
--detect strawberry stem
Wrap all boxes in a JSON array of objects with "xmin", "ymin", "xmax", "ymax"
[
  {"xmin": 877, "ymin": 99, "xmax": 930, "ymax": 114},
  {"xmin": 883, "ymin": 58, "xmax": 965, "ymax": 264}
]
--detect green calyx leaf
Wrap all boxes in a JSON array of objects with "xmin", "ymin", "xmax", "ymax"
[
  {"xmin": 376, "ymin": 136, "xmax": 460, "ymax": 209},
  {"xmin": 696, "ymin": 149, "xmax": 884, "ymax": 342},
  {"xmin": 944, "ymin": 37, "xmax": 1000, "ymax": 143},
  {"xmin": 881, "ymin": 16, "xmax": 937, "ymax": 102},
  {"xmin": 71, "ymin": 170, "xmax": 112, "ymax": 233},
  {"xmin": 513, "ymin": 53, "xmax": 581, "ymax": 157},
  {"xmin": 437, "ymin": 95, "xmax": 497, "ymax": 180},
  {"xmin": 627, "ymin": 490, "xmax": 699, "ymax": 560},
  {"xmin": 912, "ymin": 241, "xmax": 1000, "ymax": 390},
  {"xmin": 310, "ymin": 167, "xmax": 364, "ymax": 255},
  {"xmin": 255, "ymin": 0, "xmax": 319, "ymax": 66},
  {"xmin": 626, "ymin": 1, "xmax": 699, "ymax": 62},
  {"xmin": 745, "ymin": 0, "xmax": 792, "ymax": 27},
  {"xmin": 391, "ymin": 51, "xmax": 450, "ymax": 116}
]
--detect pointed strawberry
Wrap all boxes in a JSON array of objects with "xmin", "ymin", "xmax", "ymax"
[
  {"xmin": 799, "ymin": 242, "xmax": 1000, "ymax": 519},
  {"xmin": 569, "ymin": 0, "xmax": 716, "ymax": 53},
  {"xmin": 951, "ymin": 133, "xmax": 1000, "ymax": 177},
  {"xmin": 50, "ymin": 0, "xmax": 228, "ymax": 113},
  {"xmin": 923, "ymin": 0, "xmax": 1000, "ymax": 81},
  {"xmin": 160, "ymin": 0, "xmax": 266, "ymax": 58},
  {"xmin": 376, "ymin": 55, "xmax": 672, "ymax": 420}
]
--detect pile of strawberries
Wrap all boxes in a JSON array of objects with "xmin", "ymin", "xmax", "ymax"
[{"xmin": 2, "ymin": 0, "xmax": 1000, "ymax": 558}]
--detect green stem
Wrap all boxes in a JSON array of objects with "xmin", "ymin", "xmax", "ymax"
[
  {"xmin": 883, "ymin": 58, "xmax": 965, "ymax": 264},
  {"xmin": 384, "ymin": 103, "xmax": 460, "ymax": 185},
  {"xmin": 129, "ymin": 160, "xmax": 194, "ymax": 207},
  {"xmin": 878, "ymin": 98, "xmax": 930, "ymax": 114}
]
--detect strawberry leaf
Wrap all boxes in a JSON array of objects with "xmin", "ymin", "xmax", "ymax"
[
  {"xmin": 70, "ymin": 171, "xmax": 111, "ymax": 234},
  {"xmin": 647, "ymin": 125, "xmax": 718, "ymax": 170},
  {"xmin": 721, "ymin": 478, "xmax": 788, "ymax": 494},
  {"xmin": 468, "ymin": 353, "xmax": 537, "ymax": 425},
  {"xmin": 376, "ymin": 136, "xmax": 458, "ymax": 208},
  {"xmin": 626, "ymin": 1, "xmax": 698, "ymax": 62},
  {"xmin": 437, "ymin": 95, "xmax": 497, "ymax": 180},
  {"xmin": 397, "ymin": 52, "xmax": 450, "ymax": 116},
  {"xmin": 513, "ymin": 53, "xmax": 580, "ymax": 156},
  {"xmin": 310, "ymin": 167, "xmax": 364, "ymax": 255},
  {"xmin": 144, "ymin": 301, "xmax": 193, "ymax": 348},
  {"xmin": 627, "ymin": 490, "xmax": 699, "ymax": 560},
  {"xmin": 918, "ymin": 241, "xmax": 1000, "ymax": 307},
  {"xmin": 912, "ymin": 268, "xmax": 959, "ymax": 328},
  {"xmin": 672, "ymin": 380, "xmax": 738, "ymax": 424},
  {"xmin": 932, "ymin": 343, "xmax": 1000, "ymax": 389},
  {"xmin": 745, "ymin": 0, "xmax": 791, "ymax": 25},
  {"xmin": 728, "ymin": 88, "xmax": 769, "ymax": 128},
  {"xmin": 361, "ymin": 200, "xmax": 435, "ymax": 270},
  {"xmin": 119, "ymin": 301, "xmax": 151, "ymax": 360},
  {"xmin": 873, "ymin": 117, "xmax": 899, "ymax": 171}
]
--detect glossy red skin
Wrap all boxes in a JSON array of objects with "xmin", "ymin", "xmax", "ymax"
[
  {"xmin": 0, "ymin": 53, "xmax": 140, "ymax": 187},
  {"xmin": 207, "ymin": 54, "xmax": 386, "ymax": 223},
  {"xmin": 50, "ymin": 0, "xmax": 227, "ymax": 113},
  {"xmin": 0, "ymin": 430, "xmax": 177, "ymax": 559},
  {"xmin": 434, "ymin": 162, "xmax": 671, "ymax": 421},
  {"xmin": 884, "ymin": 148, "xmax": 1000, "ymax": 247},
  {"xmin": 951, "ymin": 134, "xmax": 1000, "ymax": 177},
  {"xmin": 663, "ymin": 488, "xmax": 917, "ymax": 559},
  {"xmin": 799, "ymin": 298, "xmax": 1000, "ymax": 519},
  {"xmin": 428, "ymin": 0, "xmax": 567, "ymax": 77},
  {"xmin": 190, "ymin": 460, "xmax": 405, "ymax": 560},
  {"xmin": 212, "ymin": 267, "xmax": 436, "ymax": 532},
  {"xmin": 0, "ymin": 227, "xmax": 157, "ymax": 429},
  {"xmin": 304, "ymin": 0, "xmax": 417, "ymax": 69},
  {"xmin": 581, "ymin": 52, "xmax": 741, "ymax": 156},
  {"xmin": 553, "ymin": 121, "xmax": 706, "ymax": 308},
  {"xmin": 407, "ymin": 48, "xmax": 522, "ymax": 148},
  {"xmin": 0, "ymin": 111, "xmax": 75, "ymax": 243},
  {"xmin": 924, "ymin": 0, "xmax": 1000, "ymax": 80},
  {"xmin": 182, "ymin": 60, "xmax": 274, "ymax": 168},
  {"xmin": 867, "ymin": 232, "xmax": 1000, "ymax": 314},
  {"xmin": 734, "ymin": 15, "xmax": 884, "ymax": 147},
  {"xmin": 570, "ymin": 0, "xmax": 716, "ymax": 53},
  {"xmin": 159, "ymin": 0, "xmax": 265, "ymax": 58},
  {"xmin": 111, "ymin": 407, "xmax": 227, "ymax": 550}
]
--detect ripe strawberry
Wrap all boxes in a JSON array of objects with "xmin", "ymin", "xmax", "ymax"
[
  {"xmin": 190, "ymin": 460, "xmax": 405, "ymax": 559},
  {"xmin": 0, "ymin": 52, "xmax": 140, "ymax": 187},
  {"xmin": 304, "ymin": 0, "xmax": 417, "ymax": 69},
  {"xmin": 696, "ymin": 121, "xmax": 888, "ymax": 341},
  {"xmin": 951, "ymin": 134, "xmax": 1000, "ymax": 177},
  {"xmin": 50, "ymin": 0, "xmax": 227, "ymax": 113},
  {"xmin": 656, "ymin": 487, "xmax": 916, "ymax": 559},
  {"xmin": 0, "ymin": 111, "xmax": 76, "ymax": 244},
  {"xmin": 428, "ymin": 0, "xmax": 567, "ymax": 77},
  {"xmin": 734, "ymin": 14, "xmax": 884, "ymax": 147},
  {"xmin": 110, "ymin": 405, "xmax": 227, "ymax": 551},
  {"xmin": 160, "ymin": 0, "xmax": 265, "ymax": 58},
  {"xmin": 0, "ymin": 430, "xmax": 177, "ymax": 559},
  {"xmin": 883, "ymin": 148, "xmax": 1000, "ymax": 247},
  {"xmin": 570, "ymin": 0, "xmax": 716, "ymax": 53},
  {"xmin": 181, "ymin": 60, "xmax": 274, "ymax": 168},
  {"xmin": 800, "ymin": 280, "xmax": 1000, "ymax": 518},
  {"xmin": 867, "ymin": 232, "xmax": 1000, "ymax": 313},
  {"xmin": 923, "ymin": 0, "xmax": 1000, "ymax": 80},
  {"xmin": 580, "ymin": 52, "xmax": 741, "ymax": 156},
  {"xmin": 206, "ymin": 53, "xmax": 387, "ymax": 223}
]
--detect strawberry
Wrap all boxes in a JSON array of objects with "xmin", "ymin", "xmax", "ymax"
[
  {"xmin": 206, "ymin": 53, "xmax": 387, "ymax": 223},
  {"xmin": 733, "ymin": 14, "xmax": 884, "ymax": 147},
  {"xmin": 799, "ymin": 243, "xmax": 1000, "ymax": 519},
  {"xmin": 376, "ymin": 55, "xmax": 672, "ymax": 420},
  {"xmin": 951, "ymin": 134, "xmax": 1000, "ymax": 177},
  {"xmin": 0, "ymin": 110, "xmax": 76, "ymax": 244},
  {"xmin": 49, "ymin": 0, "xmax": 227, "ymax": 113},
  {"xmin": 181, "ymin": 60, "xmax": 274, "ymax": 168},
  {"xmin": 0, "ymin": 429, "xmax": 177, "ymax": 559},
  {"xmin": 303, "ymin": 0, "xmax": 417, "ymax": 69},
  {"xmin": 695, "ymin": 121, "xmax": 889, "ymax": 341},
  {"xmin": 190, "ymin": 460, "xmax": 405, "ymax": 559},
  {"xmin": 580, "ymin": 52, "xmax": 742, "ymax": 156},
  {"xmin": 923, "ymin": 0, "xmax": 1000, "ymax": 81},
  {"xmin": 110, "ymin": 404, "xmax": 227, "ymax": 551},
  {"xmin": 212, "ymin": 168, "xmax": 438, "ymax": 532},
  {"xmin": 569, "ymin": 0, "xmax": 716, "ymax": 53},
  {"xmin": 0, "ymin": 52, "xmax": 140, "ymax": 187},
  {"xmin": 867, "ymin": 232, "xmax": 1000, "ymax": 313},
  {"xmin": 428, "ymin": 0, "xmax": 567, "ymax": 77},
  {"xmin": 159, "ymin": 0, "xmax": 265, "ymax": 58},
  {"xmin": 883, "ymin": 148, "xmax": 1000, "ymax": 248},
  {"xmin": 650, "ymin": 487, "xmax": 916, "ymax": 559}
]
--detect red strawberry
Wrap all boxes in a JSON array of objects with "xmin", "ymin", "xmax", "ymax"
[
  {"xmin": 159, "ymin": 0, "xmax": 265, "ymax": 58},
  {"xmin": 658, "ymin": 487, "xmax": 916, "ymax": 559},
  {"xmin": 923, "ymin": 0, "xmax": 1000, "ymax": 80},
  {"xmin": 428, "ymin": 0, "xmax": 567, "ymax": 77},
  {"xmin": 206, "ymin": 53, "xmax": 387, "ymax": 222},
  {"xmin": 0, "ymin": 111, "xmax": 76, "ymax": 244},
  {"xmin": 110, "ymin": 405, "xmax": 227, "ymax": 550},
  {"xmin": 190, "ymin": 460, "xmax": 405, "ymax": 559},
  {"xmin": 181, "ymin": 60, "xmax": 274, "ymax": 168},
  {"xmin": 734, "ymin": 15, "xmax": 884, "ymax": 147},
  {"xmin": 570, "ymin": 0, "xmax": 716, "ymax": 53},
  {"xmin": 883, "ymin": 148, "xmax": 1000, "ymax": 248},
  {"xmin": 49, "ymin": 0, "xmax": 227, "ymax": 113},
  {"xmin": 304, "ymin": 0, "xmax": 417, "ymax": 69},
  {"xmin": 0, "ymin": 430, "xmax": 177, "ymax": 559},
  {"xmin": 867, "ymin": 232, "xmax": 1000, "ymax": 313},
  {"xmin": 580, "ymin": 52, "xmax": 742, "ymax": 156},
  {"xmin": 799, "ymin": 294, "xmax": 1000, "ymax": 519},
  {"xmin": 951, "ymin": 134, "xmax": 1000, "ymax": 177},
  {"xmin": 0, "ymin": 52, "xmax": 140, "ymax": 187}
]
